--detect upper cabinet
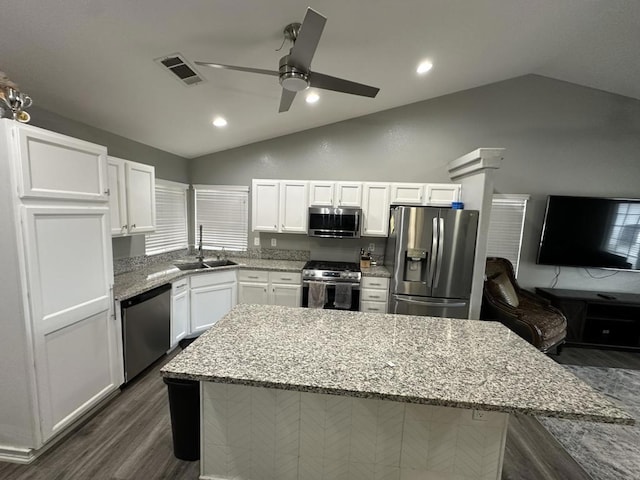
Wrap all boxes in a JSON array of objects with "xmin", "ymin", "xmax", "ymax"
[
  {"xmin": 252, "ymin": 179, "xmax": 308, "ymax": 233},
  {"xmin": 107, "ymin": 156, "xmax": 156, "ymax": 236},
  {"xmin": 13, "ymin": 123, "xmax": 109, "ymax": 202},
  {"xmin": 362, "ymin": 183, "xmax": 390, "ymax": 237},
  {"xmin": 391, "ymin": 182, "xmax": 461, "ymax": 206},
  {"xmin": 309, "ymin": 181, "xmax": 362, "ymax": 207}
]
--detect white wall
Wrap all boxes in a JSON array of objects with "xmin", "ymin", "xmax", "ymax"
[{"xmin": 190, "ymin": 74, "xmax": 640, "ymax": 293}]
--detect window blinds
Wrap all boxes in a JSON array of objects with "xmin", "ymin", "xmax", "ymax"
[
  {"xmin": 145, "ymin": 180, "xmax": 188, "ymax": 255},
  {"xmin": 194, "ymin": 185, "xmax": 249, "ymax": 251},
  {"xmin": 486, "ymin": 194, "xmax": 529, "ymax": 276}
]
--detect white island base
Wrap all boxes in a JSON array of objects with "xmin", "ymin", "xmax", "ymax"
[{"xmin": 201, "ymin": 382, "xmax": 508, "ymax": 480}]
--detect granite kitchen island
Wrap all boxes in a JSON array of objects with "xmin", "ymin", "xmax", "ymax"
[{"xmin": 161, "ymin": 304, "xmax": 633, "ymax": 480}]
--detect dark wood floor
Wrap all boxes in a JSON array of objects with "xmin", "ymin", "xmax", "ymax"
[{"xmin": 1, "ymin": 345, "xmax": 637, "ymax": 480}]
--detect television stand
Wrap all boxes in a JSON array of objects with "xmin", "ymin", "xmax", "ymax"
[{"xmin": 536, "ymin": 288, "xmax": 640, "ymax": 350}]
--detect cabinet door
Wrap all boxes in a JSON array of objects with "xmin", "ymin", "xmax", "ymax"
[
  {"xmin": 279, "ymin": 181, "xmax": 308, "ymax": 233},
  {"xmin": 22, "ymin": 205, "xmax": 119, "ymax": 443},
  {"xmin": 390, "ymin": 183, "xmax": 424, "ymax": 204},
  {"xmin": 238, "ymin": 282, "xmax": 269, "ymax": 305},
  {"xmin": 107, "ymin": 157, "xmax": 128, "ymax": 235},
  {"xmin": 125, "ymin": 161, "xmax": 156, "ymax": 234},
  {"xmin": 309, "ymin": 181, "xmax": 335, "ymax": 206},
  {"xmin": 190, "ymin": 282, "xmax": 237, "ymax": 333},
  {"xmin": 14, "ymin": 124, "xmax": 109, "ymax": 202},
  {"xmin": 362, "ymin": 183, "xmax": 390, "ymax": 237},
  {"xmin": 252, "ymin": 180, "xmax": 279, "ymax": 232},
  {"xmin": 171, "ymin": 282, "xmax": 190, "ymax": 347},
  {"xmin": 336, "ymin": 182, "xmax": 362, "ymax": 207},
  {"xmin": 271, "ymin": 284, "xmax": 302, "ymax": 307},
  {"xmin": 425, "ymin": 183, "xmax": 461, "ymax": 206}
]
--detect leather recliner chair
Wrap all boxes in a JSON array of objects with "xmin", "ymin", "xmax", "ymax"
[{"xmin": 481, "ymin": 257, "xmax": 567, "ymax": 353}]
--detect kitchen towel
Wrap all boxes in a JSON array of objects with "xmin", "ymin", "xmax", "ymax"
[
  {"xmin": 308, "ymin": 281, "xmax": 327, "ymax": 309},
  {"xmin": 334, "ymin": 283, "xmax": 352, "ymax": 310}
]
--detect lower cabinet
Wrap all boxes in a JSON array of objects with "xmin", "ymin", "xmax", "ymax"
[
  {"xmin": 190, "ymin": 270, "xmax": 237, "ymax": 335},
  {"xmin": 360, "ymin": 277, "xmax": 390, "ymax": 313},
  {"xmin": 238, "ymin": 270, "xmax": 302, "ymax": 307},
  {"xmin": 170, "ymin": 278, "xmax": 189, "ymax": 347}
]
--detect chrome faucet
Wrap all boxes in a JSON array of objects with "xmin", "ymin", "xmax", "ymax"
[{"xmin": 196, "ymin": 224, "xmax": 204, "ymax": 261}]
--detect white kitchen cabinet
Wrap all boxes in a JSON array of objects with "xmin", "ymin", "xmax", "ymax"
[
  {"xmin": 251, "ymin": 179, "xmax": 308, "ymax": 234},
  {"xmin": 360, "ymin": 277, "xmax": 390, "ymax": 313},
  {"xmin": 190, "ymin": 270, "xmax": 237, "ymax": 334},
  {"xmin": 391, "ymin": 183, "xmax": 425, "ymax": 204},
  {"xmin": 309, "ymin": 181, "xmax": 362, "ymax": 207},
  {"xmin": 107, "ymin": 156, "xmax": 156, "ymax": 236},
  {"xmin": 0, "ymin": 120, "xmax": 120, "ymax": 461},
  {"xmin": 362, "ymin": 182, "xmax": 391, "ymax": 237},
  {"xmin": 238, "ymin": 270, "xmax": 302, "ymax": 307},
  {"xmin": 171, "ymin": 278, "xmax": 190, "ymax": 348},
  {"xmin": 425, "ymin": 183, "xmax": 461, "ymax": 206}
]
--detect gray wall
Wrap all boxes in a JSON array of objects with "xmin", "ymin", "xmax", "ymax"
[{"xmin": 190, "ymin": 74, "xmax": 640, "ymax": 293}]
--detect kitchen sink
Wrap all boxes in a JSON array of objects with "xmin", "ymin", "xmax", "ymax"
[{"xmin": 174, "ymin": 259, "xmax": 237, "ymax": 270}]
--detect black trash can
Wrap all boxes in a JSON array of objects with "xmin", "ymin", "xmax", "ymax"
[{"xmin": 165, "ymin": 333, "xmax": 202, "ymax": 461}]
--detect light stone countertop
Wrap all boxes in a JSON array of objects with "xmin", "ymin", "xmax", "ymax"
[{"xmin": 161, "ymin": 304, "xmax": 635, "ymax": 425}]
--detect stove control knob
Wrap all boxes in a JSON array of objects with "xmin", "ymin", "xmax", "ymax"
[{"xmin": 303, "ymin": 270, "xmax": 311, "ymax": 276}]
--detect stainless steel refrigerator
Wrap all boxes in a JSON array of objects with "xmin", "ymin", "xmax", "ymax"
[{"xmin": 386, "ymin": 205, "xmax": 479, "ymax": 319}]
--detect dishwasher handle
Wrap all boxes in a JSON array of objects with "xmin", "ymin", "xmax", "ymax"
[{"xmin": 122, "ymin": 283, "xmax": 172, "ymax": 308}]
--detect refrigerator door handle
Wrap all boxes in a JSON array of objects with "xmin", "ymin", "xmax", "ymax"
[
  {"xmin": 428, "ymin": 217, "xmax": 438, "ymax": 287},
  {"xmin": 393, "ymin": 295, "xmax": 467, "ymax": 308},
  {"xmin": 434, "ymin": 217, "xmax": 444, "ymax": 287}
]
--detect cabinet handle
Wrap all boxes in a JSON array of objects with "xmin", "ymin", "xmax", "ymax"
[
  {"xmin": 131, "ymin": 224, "xmax": 136, "ymax": 229},
  {"xmin": 369, "ymin": 295, "xmax": 381, "ymax": 299},
  {"xmin": 121, "ymin": 225, "xmax": 127, "ymax": 231},
  {"xmin": 274, "ymin": 224, "xmax": 277, "ymax": 229},
  {"xmin": 369, "ymin": 283, "xmax": 381, "ymax": 286},
  {"xmin": 264, "ymin": 288, "xmax": 267, "ymax": 292},
  {"xmin": 175, "ymin": 284, "xmax": 187, "ymax": 291},
  {"xmin": 248, "ymin": 276, "xmax": 259, "ymax": 279},
  {"xmin": 369, "ymin": 307, "xmax": 381, "ymax": 311},
  {"xmin": 104, "ymin": 188, "xmax": 111, "ymax": 196},
  {"xmin": 280, "ymin": 277, "xmax": 292, "ymax": 281}
]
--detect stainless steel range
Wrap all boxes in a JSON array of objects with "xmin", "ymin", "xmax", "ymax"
[{"xmin": 301, "ymin": 260, "xmax": 361, "ymax": 310}]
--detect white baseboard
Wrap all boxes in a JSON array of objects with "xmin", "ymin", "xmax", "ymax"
[{"xmin": 0, "ymin": 445, "xmax": 36, "ymax": 464}]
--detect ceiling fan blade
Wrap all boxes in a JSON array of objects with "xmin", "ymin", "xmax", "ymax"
[
  {"xmin": 279, "ymin": 89, "xmax": 297, "ymax": 113},
  {"xmin": 288, "ymin": 8, "xmax": 326, "ymax": 70},
  {"xmin": 195, "ymin": 61, "xmax": 279, "ymax": 77},
  {"xmin": 308, "ymin": 72, "xmax": 380, "ymax": 98}
]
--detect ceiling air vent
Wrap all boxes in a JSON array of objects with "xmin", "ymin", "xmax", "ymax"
[{"xmin": 155, "ymin": 53, "xmax": 205, "ymax": 86}]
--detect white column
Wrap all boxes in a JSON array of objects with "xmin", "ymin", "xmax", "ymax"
[{"xmin": 447, "ymin": 148, "xmax": 504, "ymax": 319}]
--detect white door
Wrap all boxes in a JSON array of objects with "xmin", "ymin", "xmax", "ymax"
[
  {"xmin": 14, "ymin": 124, "xmax": 109, "ymax": 202},
  {"xmin": 279, "ymin": 181, "xmax": 308, "ymax": 233},
  {"xmin": 190, "ymin": 282, "xmax": 237, "ymax": 333},
  {"xmin": 21, "ymin": 205, "xmax": 118, "ymax": 444},
  {"xmin": 362, "ymin": 183, "xmax": 390, "ymax": 237},
  {"xmin": 171, "ymin": 282, "xmax": 189, "ymax": 347},
  {"xmin": 390, "ymin": 183, "xmax": 424, "ymax": 204},
  {"xmin": 308, "ymin": 181, "xmax": 335, "ymax": 206},
  {"xmin": 107, "ymin": 157, "xmax": 127, "ymax": 235},
  {"xmin": 271, "ymin": 284, "xmax": 302, "ymax": 307},
  {"xmin": 251, "ymin": 180, "xmax": 279, "ymax": 232},
  {"xmin": 336, "ymin": 182, "xmax": 362, "ymax": 207},
  {"xmin": 125, "ymin": 161, "xmax": 156, "ymax": 234},
  {"xmin": 238, "ymin": 282, "xmax": 269, "ymax": 305},
  {"xmin": 425, "ymin": 183, "xmax": 461, "ymax": 206}
]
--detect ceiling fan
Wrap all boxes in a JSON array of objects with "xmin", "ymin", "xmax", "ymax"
[{"xmin": 195, "ymin": 7, "xmax": 380, "ymax": 113}]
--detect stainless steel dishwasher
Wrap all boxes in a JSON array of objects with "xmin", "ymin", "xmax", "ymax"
[{"xmin": 121, "ymin": 283, "xmax": 171, "ymax": 383}]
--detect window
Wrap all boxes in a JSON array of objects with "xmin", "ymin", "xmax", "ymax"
[
  {"xmin": 486, "ymin": 194, "xmax": 529, "ymax": 276},
  {"xmin": 145, "ymin": 180, "xmax": 188, "ymax": 255},
  {"xmin": 194, "ymin": 185, "xmax": 249, "ymax": 251}
]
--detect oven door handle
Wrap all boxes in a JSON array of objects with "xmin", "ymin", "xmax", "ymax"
[{"xmin": 303, "ymin": 281, "xmax": 361, "ymax": 288}]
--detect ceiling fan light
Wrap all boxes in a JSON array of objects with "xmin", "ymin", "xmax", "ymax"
[
  {"xmin": 306, "ymin": 92, "xmax": 320, "ymax": 104},
  {"xmin": 417, "ymin": 61, "xmax": 433, "ymax": 74},
  {"xmin": 280, "ymin": 72, "xmax": 309, "ymax": 92},
  {"xmin": 212, "ymin": 117, "xmax": 227, "ymax": 127}
]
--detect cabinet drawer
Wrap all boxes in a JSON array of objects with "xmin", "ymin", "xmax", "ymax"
[
  {"xmin": 269, "ymin": 271, "xmax": 301, "ymax": 284},
  {"xmin": 190, "ymin": 270, "xmax": 237, "ymax": 288},
  {"xmin": 238, "ymin": 270, "xmax": 269, "ymax": 283},
  {"xmin": 361, "ymin": 289, "xmax": 388, "ymax": 302},
  {"xmin": 172, "ymin": 278, "xmax": 189, "ymax": 294},
  {"xmin": 360, "ymin": 301, "xmax": 387, "ymax": 313},
  {"xmin": 361, "ymin": 277, "xmax": 389, "ymax": 290}
]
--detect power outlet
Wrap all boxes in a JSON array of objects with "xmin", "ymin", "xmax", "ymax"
[
  {"xmin": 271, "ymin": 238, "xmax": 277, "ymax": 247},
  {"xmin": 368, "ymin": 243, "xmax": 375, "ymax": 252},
  {"xmin": 253, "ymin": 237, "xmax": 260, "ymax": 246},
  {"xmin": 472, "ymin": 409, "xmax": 488, "ymax": 421}
]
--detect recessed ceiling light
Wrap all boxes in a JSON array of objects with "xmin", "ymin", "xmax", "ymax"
[
  {"xmin": 212, "ymin": 117, "xmax": 227, "ymax": 127},
  {"xmin": 305, "ymin": 92, "xmax": 320, "ymax": 104},
  {"xmin": 417, "ymin": 61, "xmax": 433, "ymax": 74}
]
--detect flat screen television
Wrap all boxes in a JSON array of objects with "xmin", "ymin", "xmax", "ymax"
[{"xmin": 537, "ymin": 195, "xmax": 640, "ymax": 271}]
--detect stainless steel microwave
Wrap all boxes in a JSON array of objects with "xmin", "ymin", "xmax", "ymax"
[{"xmin": 308, "ymin": 207, "xmax": 362, "ymax": 238}]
